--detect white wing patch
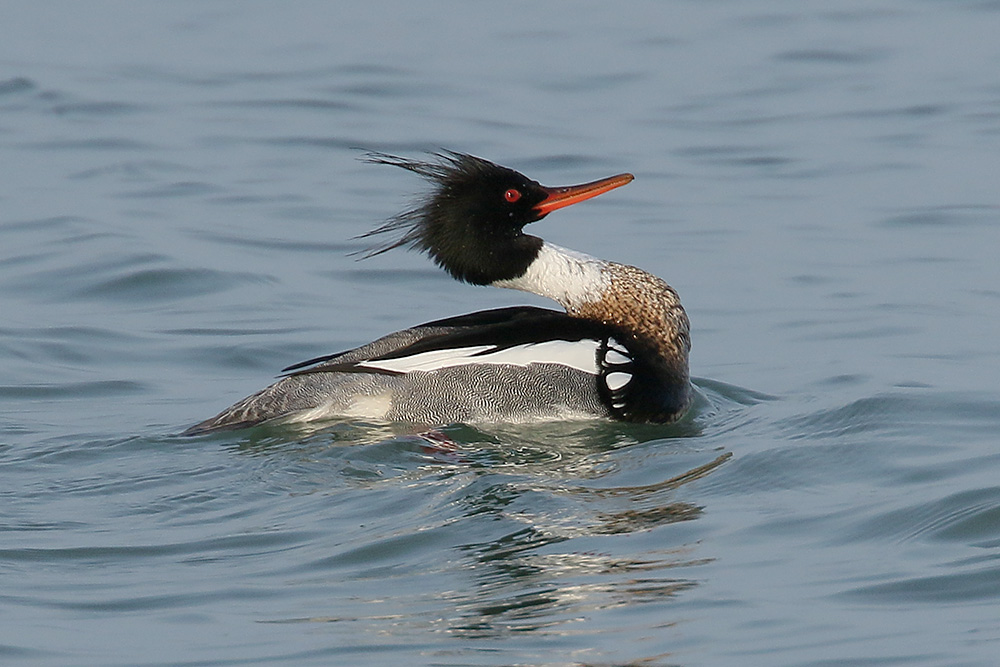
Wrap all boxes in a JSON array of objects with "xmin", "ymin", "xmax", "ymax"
[
  {"xmin": 604, "ymin": 348, "xmax": 631, "ymax": 365},
  {"xmin": 605, "ymin": 372, "xmax": 632, "ymax": 391},
  {"xmin": 359, "ymin": 340, "xmax": 601, "ymax": 375},
  {"xmin": 600, "ymin": 338, "xmax": 633, "ymax": 412}
]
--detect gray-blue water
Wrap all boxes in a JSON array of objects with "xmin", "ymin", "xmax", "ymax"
[{"xmin": 3, "ymin": 2, "xmax": 1000, "ymax": 665}]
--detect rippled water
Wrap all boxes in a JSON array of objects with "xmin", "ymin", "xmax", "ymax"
[{"xmin": 3, "ymin": 2, "xmax": 1000, "ymax": 665}]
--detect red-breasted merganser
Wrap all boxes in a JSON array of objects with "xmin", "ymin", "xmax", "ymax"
[{"xmin": 183, "ymin": 152, "xmax": 691, "ymax": 434}]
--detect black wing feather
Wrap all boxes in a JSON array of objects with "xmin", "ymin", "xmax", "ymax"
[
  {"xmin": 283, "ymin": 306, "xmax": 615, "ymax": 378},
  {"xmin": 280, "ymin": 306, "xmax": 551, "ymax": 373}
]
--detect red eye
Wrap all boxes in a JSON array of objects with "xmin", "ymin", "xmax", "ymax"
[{"xmin": 504, "ymin": 188, "xmax": 522, "ymax": 203}]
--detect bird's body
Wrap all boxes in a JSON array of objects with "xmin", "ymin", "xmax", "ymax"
[{"xmin": 184, "ymin": 152, "xmax": 691, "ymax": 435}]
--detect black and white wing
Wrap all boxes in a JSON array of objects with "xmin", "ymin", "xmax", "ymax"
[
  {"xmin": 285, "ymin": 305, "xmax": 643, "ymax": 418},
  {"xmin": 292, "ymin": 305, "xmax": 613, "ymax": 370},
  {"xmin": 183, "ymin": 306, "xmax": 644, "ymax": 434}
]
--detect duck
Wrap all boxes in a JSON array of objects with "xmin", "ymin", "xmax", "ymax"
[{"xmin": 183, "ymin": 151, "xmax": 691, "ymax": 435}]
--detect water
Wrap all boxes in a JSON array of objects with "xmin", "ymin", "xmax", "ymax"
[{"xmin": 3, "ymin": 1, "xmax": 1000, "ymax": 665}]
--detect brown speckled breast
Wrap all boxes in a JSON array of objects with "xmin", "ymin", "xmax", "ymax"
[{"xmin": 571, "ymin": 262, "xmax": 690, "ymax": 381}]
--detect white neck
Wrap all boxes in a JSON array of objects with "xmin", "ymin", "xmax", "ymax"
[{"xmin": 492, "ymin": 242, "xmax": 611, "ymax": 312}]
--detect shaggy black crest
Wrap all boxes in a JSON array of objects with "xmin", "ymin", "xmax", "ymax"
[{"xmin": 357, "ymin": 151, "xmax": 547, "ymax": 285}]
